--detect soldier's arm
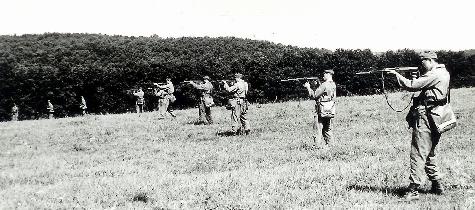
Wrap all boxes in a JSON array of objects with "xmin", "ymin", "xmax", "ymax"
[
  {"xmin": 395, "ymin": 72, "xmax": 438, "ymax": 91},
  {"xmin": 191, "ymin": 82, "xmax": 205, "ymax": 90},
  {"xmin": 224, "ymin": 83, "xmax": 237, "ymax": 92}
]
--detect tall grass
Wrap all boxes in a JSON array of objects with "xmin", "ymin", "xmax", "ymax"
[{"xmin": 0, "ymin": 88, "xmax": 474, "ymax": 209}]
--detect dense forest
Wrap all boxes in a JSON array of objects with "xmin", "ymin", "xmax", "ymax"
[{"xmin": 1, "ymin": 33, "xmax": 474, "ymax": 121}]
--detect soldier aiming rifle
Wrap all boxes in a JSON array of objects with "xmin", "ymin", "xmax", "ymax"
[
  {"xmin": 281, "ymin": 70, "xmax": 336, "ymax": 147},
  {"xmin": 184, "ymin": 76, "xmax": 215, "ymax": 125}
]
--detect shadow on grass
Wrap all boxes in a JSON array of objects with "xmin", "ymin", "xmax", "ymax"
[
  {"xmin": 216, "ymin": 130, "xmax": 238, "ymax": 137},
  {"xmin": 347, "ymin": 184, "xmax": 407, "ymax": 197},
  {"xmin": 184, "ymin": 120, "xmax": 213, "ymax": 125}
]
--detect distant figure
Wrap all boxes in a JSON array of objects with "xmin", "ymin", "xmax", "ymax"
[
  {"xmin": 156, "ymin": 78, "xmax": 176, "ymax": 119},
  {"xmin": 80, "ymin": 96, "xmax": 87, "ymax": 115},
  {"xmin": 11, "ymin": 103, "xmax": 19, "ymax": 121},
  {"xmin": 303, "ymin": 69, "xmax": 336, "ymax": 146},
  {"xmin": 133, "ymin": 87, "xmax": 145, "ymax": 113},
  {"xmin": 47, "ymin": 100, "xmax": 54, "ymax": 119},
  {"xmin": 222, "ymin": 73, "xmax": 250, "ymax": 135},
  {"xmin": 387, "ymin": 51, "xmax": 451, "ymax": 201},
  {"xmin": 188, "ymin": 76, "xmax": 215, "ymax": 124}
]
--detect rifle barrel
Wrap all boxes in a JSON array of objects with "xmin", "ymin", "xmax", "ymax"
[
  {"xmin": 356, "ymin": 67, "xmax": 419, "ymax": 75},
  {"xmin": 280, "ymin": 77, "xmax": 320, "ymax": 82}
]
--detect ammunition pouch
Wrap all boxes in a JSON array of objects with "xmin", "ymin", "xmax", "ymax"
[
  {"xmin": 427, "ymin": 103, "xmax": 457, "ymax": 134},
  {"xmin": 168, "ymin": 94, "xmax": 176, "ymax": 103},
  {"xmin": 203, "ymin": 95, "xmax": 215, "ymax": 107},
  {"xmin": 318, "ymin": 100, "xmax": 335, "ymax": 118},
  {"xmin": 226, "ymin": 99, "xmax": 236, "ymax": 110}
]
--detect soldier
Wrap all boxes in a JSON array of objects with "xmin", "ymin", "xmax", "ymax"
[
  {"xmin": 133, "ymin": 87, "xmax": 145, "ymax": 113},
  {"xmin": 157, "ymin": 78, "xmax": 176, "ymax": 119},
  {"xmin": 221, "ymin": 73, "xmax": 250, "ymax": 135},
  {"xmin": 79, "ymin": 96, "xmax": 87, "ymax": 115},
  {"xmin": 303, "ymin": 69, "xmax": 337, "ymax": 147},
  {"xmin": 47, "ymin": 100, "xmax": 54, "ymax": 119},
  {"xmin": 187, "ymin": 76, "xmax": 214, "ymax": 124},
  {"xmin": 11, "ymin": 103, "xmax": 19, "ymax": 121},
  {"xmin": 387, "ymin": 51, "xmax": 449, "ymax": 200}
]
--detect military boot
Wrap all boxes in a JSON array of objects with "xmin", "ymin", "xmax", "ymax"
[
  {"xmin": 429, "ymin": 180, "xmax": 444, "ymax": 195},
  {"xmin": 403, "ymin": 184, "xmax": 420, "ymax": 201}
]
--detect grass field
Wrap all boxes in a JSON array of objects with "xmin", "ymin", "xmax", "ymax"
[{"xmin": 1, "ymin": 88, "xmax": 474, "ymax": 209}]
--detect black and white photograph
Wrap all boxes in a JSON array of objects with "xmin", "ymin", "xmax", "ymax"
[{"xmin": 1, "ymin": 0, "xmax": 474, "ymax": 208}]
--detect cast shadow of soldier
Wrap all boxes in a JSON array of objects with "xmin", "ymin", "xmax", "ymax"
[
  {"xmin": 216, "ymin": 130, "xmax": 239, "ymax": 137},
  {"xmin": 346, "ymin": 184, "xmax": 407, "ymax": 197}
]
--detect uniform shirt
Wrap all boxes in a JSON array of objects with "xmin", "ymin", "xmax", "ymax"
[
  {"xmin": 191, "ymin": 80, "xmax": 213, "ymax": 97},
  {"xmin": 396, "ymin": 64, "xmax": 450, "ymax": 103},
  {"xmin": 310, "ymin": 80, "xmax": 336, "ymax": 102},
  {"xmin": 47, "ymin": 101, "xmax": 54, "ymax": 113},
  {"xmin": 80, "ymin": 97, "xmax": 88, "ymax": 109},
  {"xmin": 133, "ymin": 90, "xmax": 145, "ymax": 104},
  {"xmin": 11, "ymin": 105, "xmax": 18, "ymax": 113},
  {"xmin": 159, "ymin": 81, "xmax": 175, "ymax": 94},
  {"xmin": 224, "ymin": 80, "xmax": 248, "ymax": 98}
]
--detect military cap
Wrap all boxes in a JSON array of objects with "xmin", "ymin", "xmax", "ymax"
[
  {"xmin": 234, "ymin": 73, "xmax": 243, "ymax": 78},
  {"xmin": 203, "ymin": 76, "xmax": 210, "ymax": 80},
  {"xmin": 324, "ymin": 69, "xmax": 334, "ymax": 75},
  {"xmin": 420, "ymin": 51, "xmax": 437, "ymax": 59}
]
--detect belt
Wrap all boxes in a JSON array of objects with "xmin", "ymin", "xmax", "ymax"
[{"xmin": 417, "ymin": 99, "xmax": 447, "ymax": 107}]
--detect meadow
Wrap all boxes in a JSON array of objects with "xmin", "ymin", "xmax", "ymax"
[{"xmin": 0, "ymin": 88, "xmax": 474, "ymax": 209}]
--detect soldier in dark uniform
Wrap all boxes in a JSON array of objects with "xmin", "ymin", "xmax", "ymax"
[{"xmin": 188, "ymin": 76, "xmax": 215, "ymax": 124}]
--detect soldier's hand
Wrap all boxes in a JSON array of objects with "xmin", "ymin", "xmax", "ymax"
[{"xmin": 303, "ymin": 82, "xmax": 311, "ymax": 88}]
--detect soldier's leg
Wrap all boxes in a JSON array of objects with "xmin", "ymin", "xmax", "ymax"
[
  {"xmin": 313, "ymin": 113, "xmax": 323, "ymax": 146},
  {"xmin": 158, "ymin": 98, "xmax": 166, "ymax": 118},
  {"xmin": 240, "ymin": 112, "xmax": 249, "ymax": 133},
  {"xmin": 231, "ymin": 103, "xmax": 241, "ymax": 133},
  {"xmin": 205, "ymin": 106, "xmax": 213, "ymax": 124},
  {"xmin": 425, "ymin": 131, "xmax": 442, "ymax": 181},
  {"xmin": 136, "ymin": 104, "xmax": 140, "ymax": 113},
  {"xmin": 166, "ymin": 97, "xmax": 175, "ymax": 117},
  {"xmin": 322, "ymin": 118, "xmax": 333, "ymax": 145},
  {"xmin": 409, "ymin": 109, "xmax": 433, "ymax": 186},
  {"xmin": 198, "ymin": 100, "xmax": 206, "ymax": 123}
]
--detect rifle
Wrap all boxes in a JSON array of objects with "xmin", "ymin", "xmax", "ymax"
[
  {"xmin": 280, "ymin": 76, "xmax": 320, "ymax": 82},
  {"xmin": 356, "ymin": 67, "xmax": 420, "ymax": 112},
  {"xmin": 280, "ymin": 77, "xmax": 322, "ymax": 88},
  {"xmin": 355, "ymin": 67, "xmax": 419, "ymax": 75},
  {"xmin": 180, "ymin": 80, "xmax": 202, "ymax": 85}
]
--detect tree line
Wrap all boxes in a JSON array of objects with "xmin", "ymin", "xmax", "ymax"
[{"xmin": 0, "ymin": 33, "xmax": 473, "ymax": 121}]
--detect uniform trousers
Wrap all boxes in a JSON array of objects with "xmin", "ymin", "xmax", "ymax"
[
  {"xmin": 409, "ymin": 106, "xmax": 442, "ymax": 186},
  {"xmin": 198, "ymin": 99, "xmax": 212, "ymax": 124},
  {"xmin": 11, "ymin": 113, "xmax": 18, "ymax": 121},
  {"xmin": 157, "ymin": 97, "xmax": 169, "ymax": 118},
  {"xmin": 136, "ymin": 103, "xmax": 144, "ymax": 113},
  {"xmin": 313, "ymin": 114, "xmax": 333, "ymax": 145},
  {"xmin": 231, "ymin": 98, "xmax": 249, "ymax": 132}
]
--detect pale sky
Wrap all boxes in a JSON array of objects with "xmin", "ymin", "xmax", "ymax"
[{"xmin": 1, "ymin": 0, "xmax": 474, "ymax": 51}]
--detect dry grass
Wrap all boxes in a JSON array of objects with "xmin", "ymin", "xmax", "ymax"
[{"xmin": 0, "ymin": 88, "xmax": 474, "ymax": 209}]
